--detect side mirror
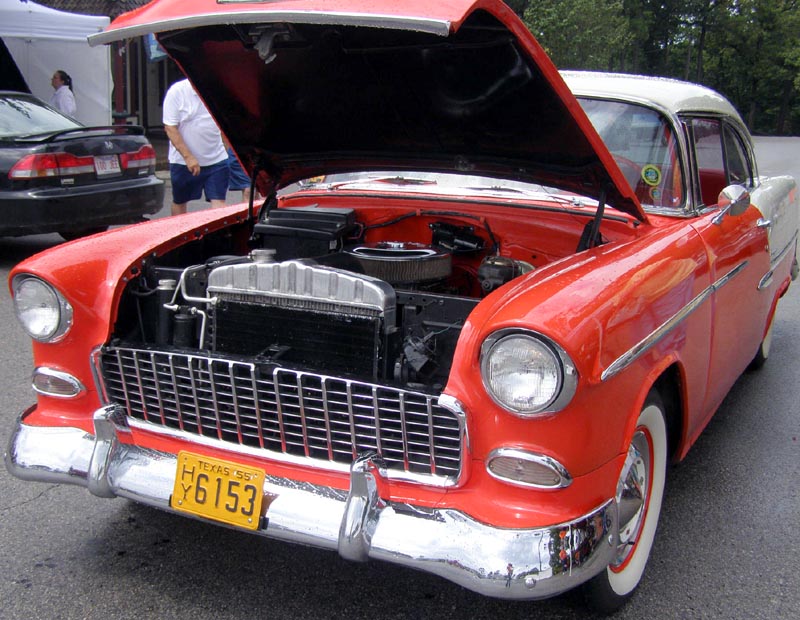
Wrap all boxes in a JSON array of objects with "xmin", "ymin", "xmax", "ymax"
[{"xmin": 718, "ymin": 185, "xmax": 751, "ymax": 216}]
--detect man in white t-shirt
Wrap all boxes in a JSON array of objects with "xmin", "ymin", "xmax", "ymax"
[{"xmin": 163, "ymin": 79, "xmax": 229, "ymax": 215}]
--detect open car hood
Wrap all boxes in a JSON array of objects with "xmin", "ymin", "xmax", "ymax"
[{"xmin": 91, "ymin": 0, "xmax": 646, "ymax": 221}]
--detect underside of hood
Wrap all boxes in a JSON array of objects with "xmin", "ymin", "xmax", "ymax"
[{"xmin": 92, "ymin": 0, "xmax": 645, "ymax": 221}]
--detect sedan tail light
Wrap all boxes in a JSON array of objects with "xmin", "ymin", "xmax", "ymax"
[
  {"xmin": 8, "ymin": 144, "xmax": 156, "ymax": 180},
  {"xmin": 120, "ymin": 144, "xmax": 157, "ymax": 170},
  {"xmin": 9, "ymin": 152, "xmax": 95, "ymax": 179}
]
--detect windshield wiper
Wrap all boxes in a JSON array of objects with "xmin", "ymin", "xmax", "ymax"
[{"xmin": 463, "ymin": 184, "xmax": 587, "ymax": 206}]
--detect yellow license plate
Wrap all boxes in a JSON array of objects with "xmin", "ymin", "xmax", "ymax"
[{"xmin": 171, "ymin": 452, "xmax": 264, "ymax": 530}]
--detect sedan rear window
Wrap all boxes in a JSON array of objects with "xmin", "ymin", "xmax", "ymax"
[{"xmin": 0, "ymin": 94, "xmax": 80, "ymax": 139}]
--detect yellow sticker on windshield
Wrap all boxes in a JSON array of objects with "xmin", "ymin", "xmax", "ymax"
[{"xmin": 641, "ymin": 165, "xmax": 662, "ymax": 187}]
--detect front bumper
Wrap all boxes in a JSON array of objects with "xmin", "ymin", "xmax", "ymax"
[{"xmin": 6, "ymin": 405, "xmax": 618, "ymax": 600}]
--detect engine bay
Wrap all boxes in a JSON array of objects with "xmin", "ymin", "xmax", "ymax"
[{"xmin": 112, "ymin": 200, "xmax": 629, "ymax": 392}]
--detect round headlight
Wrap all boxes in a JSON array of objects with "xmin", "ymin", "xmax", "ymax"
[
  {"xmin": 481, "ymin": 330, "xmax": 576, "ymax": 416},
  {"xmin": 13, "ymin": 276, "xmax": 73, "ymax": 342}
]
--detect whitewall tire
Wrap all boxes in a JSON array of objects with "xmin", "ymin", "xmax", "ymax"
[{"xmin": 584, "ymin": 391, "xmax": 668, "ymax": 613}]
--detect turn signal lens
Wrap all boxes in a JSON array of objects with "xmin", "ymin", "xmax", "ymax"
[
  {"xmin": 32, "ymin": 367, "xmax": 84, "ymax": 398},
  {"xmin": 486, "ymin": 448, "xmax": 572, "ymax": 489}
]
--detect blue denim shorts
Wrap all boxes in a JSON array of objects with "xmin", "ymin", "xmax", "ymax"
[
  {"xmin": 170, "ymin": 160, "xmax": 230, "ymax": 203},
  {"xmin": 228, "ymin": 150, "xmax": 251, "ymax": 191}
]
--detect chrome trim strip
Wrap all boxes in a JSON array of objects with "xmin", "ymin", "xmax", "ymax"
[
  {"xmin": 89, "ymin": 11, "xmax": 452, "ymax": 46},
  {"xmin": 760, "ymin": 231, "xmax": 799, "ymax": 290},
  {"xmin": 6, "ymin": 413, "xmax": 618, "ymax": 601},
  {"xmin": 758, "ymin": 271, "xmax": 774, "ymax": 291},
  {"xmin": 770, "ymin": 230, "xmax": 798, "ymax": 270},
  {"xmin": 602, "ymin": 261, "xmax": 748, "ymax": 381}
]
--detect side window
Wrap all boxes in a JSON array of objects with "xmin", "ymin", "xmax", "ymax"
[
  {"xmin": 691, "ymin": 118, "xmax": 726, "ymax": 207},
  {"xmin": 723, "ymin": 124, "xmax": 753, "ymax": 186},
  {"xmin": 691, "ymin": 118, "xmax": 753, "ymax": 206}
]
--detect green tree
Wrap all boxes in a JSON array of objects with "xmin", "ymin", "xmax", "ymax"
[
  {"xmin": 521, "ymin": 0, "xmax": 632, "ymax": 70},
  {"xmin": 702, "ymin": 0, "xmax": 800, "ymax": 134}
]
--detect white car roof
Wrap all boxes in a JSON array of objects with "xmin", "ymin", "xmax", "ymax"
[{"xmin": 561, "ymin": 71, "xmax": 744, "ymax": 123}]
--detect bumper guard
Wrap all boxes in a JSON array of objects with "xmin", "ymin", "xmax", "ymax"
[{"xmin": 5, "ymin": 405, "xmax": 618, "ymax": 600}]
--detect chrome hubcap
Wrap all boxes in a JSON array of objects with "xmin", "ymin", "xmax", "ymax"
[{"xmin": 613, "ymin": 431, "xmax": 650, "ymax": 567}]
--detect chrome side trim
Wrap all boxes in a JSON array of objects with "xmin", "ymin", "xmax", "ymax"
[
  {"xmin": 6, "ymin": 411, "xmax": 618, "ymax": 601},
  {"xmin": 769, "ymin": 230, "xmax": 798, "ymax": 270},
  {"xmin": 760, "ymin": 230, "xmax": 799, "ymax": 289},
  {"xmin": 601, "ymin": 261, "xmax": 748, "ymax": 381}
]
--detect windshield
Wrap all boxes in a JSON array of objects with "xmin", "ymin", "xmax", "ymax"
[
  {"xmin": 578, "ymin": 98, "xmax": 684, "ymax": 210},
  {"xmin": 0, "ymin": 94, "xmax": 80, "ymax": 139},
  {"xmin": 282, "ymin": 171, "xmax": 595, "ymax": 207}
]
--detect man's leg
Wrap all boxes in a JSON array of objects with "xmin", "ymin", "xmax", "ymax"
[
  {"xmin": 203, "ymin": 161, "xmax": 231, "ymax": 209},
  {"xmin": 170, "ymin": 163, "xmax": 200, "ymax": 216}
]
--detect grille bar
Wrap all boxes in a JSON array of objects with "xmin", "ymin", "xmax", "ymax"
[{"xmin": 99, "ymin": 347, "xmax": 463, "ymax": 484}]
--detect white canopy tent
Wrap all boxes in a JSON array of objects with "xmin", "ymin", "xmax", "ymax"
[{"xmin": 0, "ymin": 0, "xmax": 111, "ymax": 126}]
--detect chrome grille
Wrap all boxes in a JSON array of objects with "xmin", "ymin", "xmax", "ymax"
[{"xmin": 99, "ymin": 346, "xmax": 463, "ymax": 484}]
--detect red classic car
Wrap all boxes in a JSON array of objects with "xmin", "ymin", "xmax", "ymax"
[{"xmin": 5, "ymin": 0, "xmax": 798, "ymax": 613}]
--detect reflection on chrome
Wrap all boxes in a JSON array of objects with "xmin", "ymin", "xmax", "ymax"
[{"xmin": 6, "ymin": 406, "xmax": 621, "ymax": 600}]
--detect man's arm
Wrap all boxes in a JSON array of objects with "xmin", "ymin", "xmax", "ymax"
[{"xmin": 164, "ymin": 124, "xmax": 200, "ymax": 175}]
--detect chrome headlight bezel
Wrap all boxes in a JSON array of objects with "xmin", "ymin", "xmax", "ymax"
[
  {"xmin": 12, "ymin": 275, "xmax": 73, "ymax": 343},
  {"xmin": 480, "ymin": 329, "xmax": 577, "ymax": 417}
]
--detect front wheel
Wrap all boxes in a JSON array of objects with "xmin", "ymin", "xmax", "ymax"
[{"xmin": 583, "ymin": 391, "xmax": 668, "ymax": 614}]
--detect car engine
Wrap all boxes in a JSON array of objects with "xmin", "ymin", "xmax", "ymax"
[{"xmin": 98, "ymin": 205, "xmax": 534, "ymax": 483}]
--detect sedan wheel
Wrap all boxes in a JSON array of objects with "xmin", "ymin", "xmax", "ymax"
[
  {"xmin": 749, "ymin": 311, "xmax": 775, "ymax": 370},
  {"xmin": 584, "ymin": 391, "xmax": 668, "ymax": 613}
]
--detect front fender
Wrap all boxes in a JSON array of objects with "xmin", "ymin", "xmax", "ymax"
[
  {"xmin": 9, "ymin": 206, "xmax": 251, "ymax": 347},
  {"xmin": 444, "ymin": 220, "xmax": 712, "ymax": 479},
  {"xmin": 8, "ymin": 206, "xmax": 251, "ymax": 428}
]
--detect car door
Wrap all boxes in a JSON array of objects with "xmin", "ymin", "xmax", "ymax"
[{"xmin": 687, "ymin": 117, "xmax": 772, "ymax": 417}]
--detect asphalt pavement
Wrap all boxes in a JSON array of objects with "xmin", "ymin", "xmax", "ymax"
[{"xmin": 0, "ymin": 137, "xmax": 797, "ymax": 620}]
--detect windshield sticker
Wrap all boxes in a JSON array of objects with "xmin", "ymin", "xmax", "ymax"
[{"xmin": 641, "ymin": 165, "xmax": 662, "ymax": 187}]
